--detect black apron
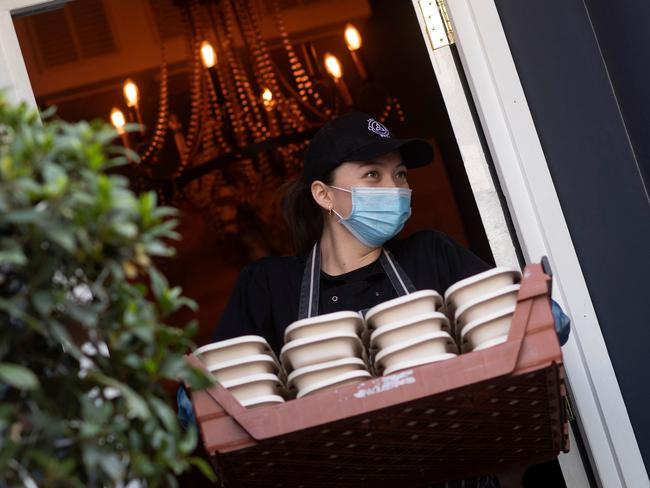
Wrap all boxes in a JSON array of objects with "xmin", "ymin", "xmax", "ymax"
[
  {"xmin": 298, "ymin": 243, "xmax": 416, "ymax": 320},
  {"xmin": 295, "ymin": 242, "xmax": 501, "ymax": 488}
]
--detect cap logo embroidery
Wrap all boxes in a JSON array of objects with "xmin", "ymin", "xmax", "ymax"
[{"xmin": 367, "ymin": 118, "xmax": 390, "ymax": 138}]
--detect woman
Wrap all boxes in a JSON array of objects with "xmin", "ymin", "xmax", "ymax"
[
  {"xmin": 204, "ymin": 112, "xmax": 569, "ymax": 487},
  {"xmin": 214, "ymin": 112, "xmax": 492, "ymax": 351}
]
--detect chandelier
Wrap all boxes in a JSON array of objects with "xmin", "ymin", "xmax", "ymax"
[{"xmin": 109, "ymin": 0, "xmax": 404, "ymax": 256}]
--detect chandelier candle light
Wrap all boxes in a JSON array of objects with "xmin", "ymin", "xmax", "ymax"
[
  {"xmin": 344, "ymin": 24, "xmax": 367, "ymax": 81},
  {"xmin": 110, "ymin": 107, "xmax": 130, "ymax": 151},
  {"xmin": 200, "ymin": 40, "xmax": 226, "ymax": 103},
  {"xmin": 123, "ymin": 79, "xmax": 145, "ymax": 135},
  {"xmin": 324, "ymin": 53, "xmax": 353, "ymax": 107},
  {"xmin": 262, "ymin": 88, "xmax": 274, "ymax": 111}
]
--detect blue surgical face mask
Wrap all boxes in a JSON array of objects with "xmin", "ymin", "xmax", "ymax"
[{"xmin": 330, "ymin": 186, "xmax": 412, "ymax": 248}]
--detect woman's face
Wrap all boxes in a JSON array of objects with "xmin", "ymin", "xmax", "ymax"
[{"xmin": 329, "ymin": 150, "xmax": 409, "ymax": 217}]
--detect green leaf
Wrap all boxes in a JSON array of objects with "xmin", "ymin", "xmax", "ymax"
[
  {"xmin": 42, "ymin": 221, "xmax": 76, "ymax": 253},
  {"xmin": 32, "ymin": 289, "xmax": 54, "ymax": 316},
  {"xmin": 111, "ymin": 221, "xmax": 138, "ymax": 239},
  {"xmin": 40, "ymin": 105, "xmax": 58, "ymax": 119},
  {"xmin": 179, "ymin": 366, "xmax": 213, "ymax": 390},
  {"xmin": 0, "ymin": 249, "xmax": 27, "ymax": 266},
  {"xmin": 90, "ymin": 372, "xmax": 150, "ymax": 420},
  {"xmin": 49, "ymin": 320, "xmax": 83, "ymax": 360},
  {"xmin": 148, "ymin": 267, "xmax": 168, "ymax": 302},
  {"xmin": 98, "ymin": 453, "xmax": 124, "ymax": 482},
  {"xmin": 0, "ymin": 363, "xmax": 39, "ymax": 390},
  {"xmin": 65, "ymin": 302, "xmax": 98, "ymax": 328},
  {"xmin": 0, "ymin": 438, "xmax": 19, "ymax": 473},
  {"xmin": 158, "ymin": 355, "xmax": 187, "ymax": 380},
  {"xmin": 179, "ymin": 424, "xmax": 198, "ymax": 455},
  {"xmin": 149, "ymin": 396, "xmax": 177, "ymax": 432},
  {"xmin": 188, "ymin": 456, "xmax": 218, "ymax": 482},
  {"xmin": 177, "ymin": 297, "xmax": 198, "ymax": 312},
  {"xmin": 131, "ymin": 452, "xmax": 156, "ymax": 477},
  {"xmin": 0, "ymin": 297, "xmax": 46, "ymax": 334},
  {"xmin": 3, "ymin": 209, "xmax": 45, "ymax": 225},
  {"xmin": 143, "ymin": 240, "xmax": 175, "ymax": 257}
]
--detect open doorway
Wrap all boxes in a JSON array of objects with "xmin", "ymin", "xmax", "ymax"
[
  {"xmin": 12, "ymin": 0, "xmax": 493, "ymax": 342},
  {"xmin": 11, "ymin": 0, "xmax": 572, "ymax": 485}
]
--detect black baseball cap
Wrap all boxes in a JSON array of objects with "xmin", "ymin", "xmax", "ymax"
[{"xmin": 303, "ymin": 112, "xmax": 434, "ymax": 184}]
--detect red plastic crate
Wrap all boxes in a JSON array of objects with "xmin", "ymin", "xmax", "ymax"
[{"xmin": 188, "ymin": 263, "xmax": 569, "ymax": 487}]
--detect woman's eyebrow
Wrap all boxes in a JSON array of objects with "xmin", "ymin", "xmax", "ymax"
[
  {"xmin": 357, "ymin": 160, "xmax": 380, "ymax": 168},
  {"xmin": 355, "ymin": 160, "xmax": 406, "ymax": 169}
]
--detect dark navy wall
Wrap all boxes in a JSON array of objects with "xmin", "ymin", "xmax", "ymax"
[
  {"xmin": 583, "ymin": 0, "xmax": 650, "ymax": 189},
  {"xmin": 494, "ymin": 0, "xmax": 650, "ymax": 473}
]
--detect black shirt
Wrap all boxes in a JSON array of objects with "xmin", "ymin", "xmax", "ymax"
[{"xmin": 213, "ymin": 230, "xmax": 491, "ymax": 355}]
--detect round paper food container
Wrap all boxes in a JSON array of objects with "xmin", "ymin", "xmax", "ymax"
[
  {"xmin": 463, "ymin": 335, "xmax": 508, "ymax": 353},
  {"xmin": 284, "ymin": 311, "xmax": 364, "ymax": 342},
  {"xmin": 444, "ymin": 267, "xmax": 521, "ymax": 313},
  {"xmin": 370, "ymin": 311, "xmax": 450, "ymax": 350},
  {"xmin": 287, "ymin": 357, "xmax": 368, "ymax": 391},
  {"xmin": 454, "ymin": 284, "xmax": 520, "ymax": 327},
  {"xmin": 207, "ymin": 354, "xmax": 278, "ymax": 382},
  {"xmin": 280, "ymin": 331, "xmax": 364, "ymax": 372},
  {"xmin": 365, "ymin": 290, "xmax": 443, "ymax": 329},
  {"xmin": 240, "ymin": 394, "xmax": 285, "ymax": 409},
  {"xmin": 374, "ymin": 330, "xmax": 457, "ymax": 370},
  {"xmin": 220, "ymin": 373, "xmax": 283, "ymax": 402},
  {"xmin": 461, "ymin": 306, "xmax": 515, "ymax": 351},
  {"xmin": 296, "ymin": 370, "xmax": 372, "ymax": 399},
  {"xmin": 194, "ymin": 335, "xmax": 272, "ymax": 367},
  {"xmin": 382, "ymin": 352, "xmax": 457, "ymax": 375}
]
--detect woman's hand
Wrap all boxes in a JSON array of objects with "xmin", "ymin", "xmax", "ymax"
[
  {"xmin": 177, "ymin": 385, "xmax": 196, "ymax": 429},
  {"xmin": 551, "ymin": 299, "xmax": 571, "ymax": 346}
]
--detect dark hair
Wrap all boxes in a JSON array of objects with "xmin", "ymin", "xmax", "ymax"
[{"xmin": 282, "ymin": 171, "xmax": 334, "ymax": 255}]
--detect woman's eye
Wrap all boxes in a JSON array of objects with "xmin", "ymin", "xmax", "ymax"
[
  {"xmin": 396, "ymin": 170, "xmax": 408, "ymax": 179},
  {"xmin": 365, "ymin": 170, "xmax": 379, "ymax": 178}
]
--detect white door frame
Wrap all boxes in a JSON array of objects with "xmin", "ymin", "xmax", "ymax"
[
  {"xmin": 440, "ymin": 1, "xmax": 649, "ymax": 487},
  {"xmin": 1, "ymin": 0, "xmax": 647, "ymax": 486},
  {"xmin": 411, "ymin": 2, "xmax": 591, "ymax": 486}
]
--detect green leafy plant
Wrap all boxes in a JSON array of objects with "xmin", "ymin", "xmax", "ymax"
[{"xmin": 0, "ymin": 94, "xmax": 215, "ymax": 487}]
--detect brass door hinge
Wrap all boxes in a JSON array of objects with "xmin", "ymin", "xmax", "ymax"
[{"xmin": 418, "ymin": 0, "xmax": 455, "ymax": 50}]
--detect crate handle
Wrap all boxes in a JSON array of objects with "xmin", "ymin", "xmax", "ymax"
[{"xmin": 541, "ymin": 255, "xmax": 553, "ymax": 278}]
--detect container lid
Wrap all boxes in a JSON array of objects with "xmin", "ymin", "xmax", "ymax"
[
  {"xmin": 284, "ymin": 311, "xmax": 364, "ymax": 341},
  {"xmin": 382, "ymin": 352, "xmax": 457, "ymax": 375},
  {"xmin": 454, "ymin": 284, "xmax": 521, "ymax": 324},
  {"xmin": 207, "ymin": 354, "xmax": 278, "ymax": 373},
  {"xmin": 444, "ymin": 267, "xmax": 521, "ymax": 303},
  {"xmin": 280, "ymin": 331, "xmax": 363, "ymax": 364},
  {"xmin": 460, "ymin": 305, "xmax": 516, "ymax": 342},
  {"xmin": 365, "ymin": 289, "xmax": 443, "ymax": 323},
  {"xmin": 374, "ymin": 330, "xmax": 455, "ymax": 366},
  {"xmin": 240, "ymin": 394, "xmax": 286, "ymax": 408},
  {"xmin": 220, "ymin": 372, "xmax": 282, "ymax": 389},
  {"xmin": 287, "ymin": 357, "xmax": 368, "ymax": 387},
  {"xmin": 194, "ymin": 335, "xmax": 272, "ymax": 357},
  {"xmin": 369, "ymin": 311, "xmax": 450, "ymax": 347},
  {"xmin": 296, "ymin": 370, "xmax": 372, "ymax": 399}
]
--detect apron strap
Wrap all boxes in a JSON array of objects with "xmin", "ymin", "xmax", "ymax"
[
  {"xmin": 379, "ymin": 247, "xmax": 417, "ymax": 296},
  {"xmin": 298, "ymin": 243, "xmax": 416, "ymax": 320},
  {"xmin": 298, "ymin": 244, "xmax": 321, "ymax": 320}
]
